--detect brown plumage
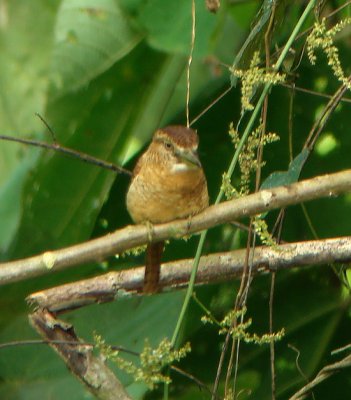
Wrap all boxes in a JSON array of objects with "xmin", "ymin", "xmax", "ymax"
[
  {"xmin": 126, "ymin": 125, "xmax": 209, "ymax": 293},
  {"xmin": 144, "ymin": 241, "xmax": 164, "ymax": 293}
]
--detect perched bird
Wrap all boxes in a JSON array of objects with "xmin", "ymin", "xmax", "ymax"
[{"xmin": 126, "ymin": 125, "xmax": 209, "ymax": 293}]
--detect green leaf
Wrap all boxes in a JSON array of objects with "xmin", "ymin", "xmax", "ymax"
[
  {"xmin": 51, "ymin": 0, "xmax": 142, "ymax": 95},
  {"xmin": 137, "ymin": 0, "xmax": 217, "ymax": 57},
  {"xmin": 260, "ymin": 148, "xmax": 310, "ymax": 190},
  {"xmin": 0, "ymin": 0, "xmax": 58, "ymax": 252},
  {"xmin": 0, "ymin": 151, "xmax": 39, "ymax": 255},
  {"xmin": 0, "ymin": 1, "xmax": 55, "ymax": 142},
  {"xmin": 231, "ymin": 0, "xmax": 291, "ymax": 85}
]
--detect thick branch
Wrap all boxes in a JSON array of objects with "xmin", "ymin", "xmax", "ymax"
[
  {"xmin": 29, "ymin": 309, "xmax": 131, "ymax": 400},
  {"xmin": 2, "ymin": 169, "xmax": 351, "ymax": 286},
  {"xmin": 27, "ymin": 236, "xmax": 351, "ymax": 313}
]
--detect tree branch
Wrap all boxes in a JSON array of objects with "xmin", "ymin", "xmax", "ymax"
[
  {"xmin": 289, "ymin": 352, "xmax": 351, "ymax": 400},
  {"xmin": 27, "ymin": 236, "xmax": 351, "ymax": 313},
  {"xmin": 1, "ymin": 169, "xmax": 351, "ymax": 286},
  {"xmin": 29, "ymin": 309, "xmax": 132, "ymax": 400}
]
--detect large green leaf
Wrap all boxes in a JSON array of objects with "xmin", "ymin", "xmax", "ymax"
[
  {"xmin": 51, "ymin": 0, "xmax": 142, "ymax": 95},
  {"xmin": 137, "ymin": 0, "xmax": 217, "ymax": 57},
  {"xmin": 0, "ymin": 0, "xmax": 56, "ymax": 182},
  {"xmin": 0, "ymin": 0, "xmax": 58, "ymax": 255}
]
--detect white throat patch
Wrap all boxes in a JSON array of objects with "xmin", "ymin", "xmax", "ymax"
[{"xmin": 171, "ymin": 163, "xmax": 192, "ymax": 172}]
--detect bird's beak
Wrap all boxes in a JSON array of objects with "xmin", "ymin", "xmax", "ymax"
[{"xmin": 176, "ymin": 148, "xmax": 201, "ymax": 168}]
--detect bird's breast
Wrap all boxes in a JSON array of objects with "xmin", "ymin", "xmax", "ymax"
[{"xmin": 126, "ymin": 164, "xmax": 208, "ymax": 224}]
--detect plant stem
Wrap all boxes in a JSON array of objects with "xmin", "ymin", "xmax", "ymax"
[{"xmin": 171, "ymin": 0, "xmax": 317, "ymax": 348}]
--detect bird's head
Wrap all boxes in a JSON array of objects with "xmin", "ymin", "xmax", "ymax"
[{"xmin": 150, "ymin": 125, "xmax": 202, "ymax": 171}]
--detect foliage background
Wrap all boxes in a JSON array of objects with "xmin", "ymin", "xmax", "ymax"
[{"xmin": 0, "ymin": 0, "xmax": 351, "ymax": 399}]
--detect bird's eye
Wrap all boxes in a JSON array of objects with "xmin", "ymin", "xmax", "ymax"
[{"xmin": 164, "ymin": 141, "xmax": 172, "ymax": 149}]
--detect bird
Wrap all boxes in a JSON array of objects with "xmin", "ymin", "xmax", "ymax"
[{"xmin": 126, "ymin": 125, "xmax": 209, "ymax": 293}]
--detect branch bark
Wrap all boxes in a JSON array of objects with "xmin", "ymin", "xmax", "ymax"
[
  {"xmin": 29, "ymin": 309, "xmax": 132, "ymax": 400},
  {"xmin": 1, "ymin": 169, "xmax": 351, "ymax": 286},
  {"xmin": 27, "ymin": 236, "xmax": 351, "ymax": 313}
]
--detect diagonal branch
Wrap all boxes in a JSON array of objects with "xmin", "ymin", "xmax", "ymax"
[
  {"xmin": 29, "ymin": 309, "xmax": 132, "ymax": 400},
  {"xmin": 289, "ymin": 352, "xmax": 351, "ymax": 400},
  {"xmin": 1, "ymin": 169, "xmax": 351, "ymax": 287},
  {"xmin": 27, "ymin": 236, "xmax": 351, "ymax": 313}
]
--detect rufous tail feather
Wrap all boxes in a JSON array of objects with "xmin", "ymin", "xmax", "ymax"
[{"xmin": 143, "ymin": 241, "xmax": 164, "ymax": 293}]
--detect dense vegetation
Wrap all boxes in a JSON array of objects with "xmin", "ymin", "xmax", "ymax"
[{"xmin": 0, "ymin": 1, "xmax": 351, "ymax": 399}]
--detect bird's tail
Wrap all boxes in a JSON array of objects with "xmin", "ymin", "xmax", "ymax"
[{"xmin": 143, "ymin": 241, "xmax": 164, "ymax": 294}]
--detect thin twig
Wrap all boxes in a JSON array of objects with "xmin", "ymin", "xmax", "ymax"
[
  {"xmin": 281, "ymin": 82, "xmax": 351, "ymax": 104},
  {"xmin": 322, "ymin": 0, "xmax": 351, "ymax": 20},
  {"xmin": 35, "ymin": 113, "xmax": 58, "ymax": 143},
  {"xmin": 0, "ymin": 338, "xmax": 136, "ymax": 356},
  {"xmin": 289, "ymin": 353, "xmax": 351, "ymax": 400},
  {"xmin": 0, "ymin": 134, "xmax": 132, "ymax": 176},
  {"xmin": 186, "ymin": 0, "xmax": 196, "ymax": 128},
  {"xmin": 190, "ymin": 86, "xmax": 232, "ymax": 126},
  {"xmin": 171, "ymin": 365, "xmax": 221, "ymax": 399},
  {"xmin": 331, "ymin": 343, "xmax": 351, "ymax": 356},
  {"xmin": 0, "ymin": 339, "xmax": 93, "ymax": 350},
  {"xmin": 288, "ymin": 344, "xmax": 315, "ymax": 400}
]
